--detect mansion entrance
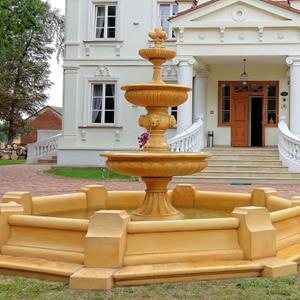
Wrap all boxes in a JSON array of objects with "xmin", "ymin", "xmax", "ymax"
[{"xmin": 219, "ymin": 81, "xmax": 279, "ymax": 147}]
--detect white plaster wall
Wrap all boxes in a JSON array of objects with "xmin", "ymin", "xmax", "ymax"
[{"xmin": 206, "ymin": 63, "xmax": 289, "ymax": 146}]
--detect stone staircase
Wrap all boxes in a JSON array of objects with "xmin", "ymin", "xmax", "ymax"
[
  {"xmin": 176, "ymin": 147, "xmax": 300, "ymax": 184},
  {"xmin": 37, "ymin": 156, "xmax": 57, "ymax": 164}
]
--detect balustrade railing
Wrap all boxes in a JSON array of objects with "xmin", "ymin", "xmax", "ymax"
[
  {"xmin": 167, "ymin": 118, "xmax": 205, "ymax": 152},
  {"xmin": 278, "ymin": 119, "xmax": 300, "ymax": 172},
  {"xmin": 27, "ymin": 133, "xmax": 62, "ymax": 163}
]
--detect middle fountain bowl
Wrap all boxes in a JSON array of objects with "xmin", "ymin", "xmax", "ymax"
[{"xmin": 122, "ymin": 83, "xmax": 190, "ymax": 107}]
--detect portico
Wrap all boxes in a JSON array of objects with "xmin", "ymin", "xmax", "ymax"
[{"xmin": 170, "ymin": 0, "xmax": 300, "ymax": 146}]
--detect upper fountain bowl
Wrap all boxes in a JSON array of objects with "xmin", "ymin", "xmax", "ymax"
[
  {"xmin": 139, "ymin": 48, "xmax": 176, "ymax": 61},
  {"xmin": 121, "ymin": 83, "xmax": 191, "ymax": 107}
]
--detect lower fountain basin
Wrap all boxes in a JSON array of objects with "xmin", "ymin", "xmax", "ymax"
[
  {"xmin": 1, "ymin": 184, "xmax": 300, "ymax": 290},
  {"xmin": 48, "ymin": 207, "xmax": 231, "ymax": 220},
  {"xmin": 101, "ymin": 151, "xmax": 210, "ymax": 177}
]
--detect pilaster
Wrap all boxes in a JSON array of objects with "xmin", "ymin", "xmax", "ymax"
[{"xmin": 286, "ymin": 56, "xmax": 300, "ymax": 136}]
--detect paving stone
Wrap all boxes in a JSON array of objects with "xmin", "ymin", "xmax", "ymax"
[{"xmin": 0, "ymin": 164, "xmax": 300, "ymax": 199}]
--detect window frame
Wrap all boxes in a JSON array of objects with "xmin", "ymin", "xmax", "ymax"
[
  {"xmin": 218, "ymin": 81, "xmax": 232, "ymax": 127},
  {"xmin": 81, "ymin": 77, "xmax": 120, "ymax": 128},
  {"xmin": 157, "ymin": 2, "xmax": 178, "ymax": 39},
  {"xmin": 94, "ymin": 3, "xmax": 117, "ymax": 39},
  {"xmin": 218, "ymin": 81, "xmax": 279, "ymax": 128}
]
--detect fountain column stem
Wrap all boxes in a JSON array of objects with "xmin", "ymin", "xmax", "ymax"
[{"xmin": 131, "ymin": 177, "xmax": 183, "ymax": 221}]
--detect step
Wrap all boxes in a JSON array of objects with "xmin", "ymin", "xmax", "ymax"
[
  {"xmin": 207, "ymin": 160, "xmax": 283, "ymax": 166},
  {"xmin": 193, "ymin": 171, "xmax": 300, "ymax": 179},
  {"xmin": 207, "ymin": 154, "xmax": 279, "ymax": 161},
  {"xmin": 204, "ymin": 149, "xmax": 279, "ymax": 155},
  {"xmin": 204, "ymin": 147, "xmax": 277, "ymax": 151},
  {"xmin": 37, "ymin": 159, "xmax": 57, "ymax": 164},
  {"xmin": 0, "ymin": 255, "xmax": 82, "ymax": 280},
  {"xmin": 114, "ymin": 260, "xmax": 263, "ymax": 286},
  {"xmin": 174, "ymin": 176, "xmax": 300, "ymax": 184},
  {"xmin": 205, "ymin": 165, "xmax": 288, "ymax": 172}
]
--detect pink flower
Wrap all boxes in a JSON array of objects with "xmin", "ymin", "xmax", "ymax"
[{"xmin": 138, "ymin": 132, "xmax": 149, "ymax": 149}]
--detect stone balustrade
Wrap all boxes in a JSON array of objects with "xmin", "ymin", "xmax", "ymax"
[
  {"xmin": 27, "ymin": 133, "xmax": 62, "ymax": 163},
  {"xmin": 167, "ymin": 118, "xmax": 205, "ymax": 152},
  {"xmin": 278, "ymin": 119, "xmax": 300, "ymax": 172}
]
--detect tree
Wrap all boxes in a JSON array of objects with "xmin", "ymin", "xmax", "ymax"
[
  {"xmin": 0, "ymin": 123, "xmax": 7, "ymax": 143},
  {"xmin": 0, "ymin": 0, "xmax": 64, "ymax": 143}
]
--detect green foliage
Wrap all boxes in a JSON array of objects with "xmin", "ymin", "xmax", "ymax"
[
  {"xmin": 46, "ymin": 167, "xmax": 137, "ymax": 181},
  {"xmin": 0, "ymin": 0, "xmax": 64, "ymax": 143}
]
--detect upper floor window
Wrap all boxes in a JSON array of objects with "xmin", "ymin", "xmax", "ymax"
[
  {"xmin": 92, "ymin": 83, "xmax": 115, "ymax": 124},
  {"xmin": 95, "ymin": 5, "xmax": 116, "ymax": 39},
  {"xmin": 158, "ymin": 3, "xmax": 178, "ymax": 39}
]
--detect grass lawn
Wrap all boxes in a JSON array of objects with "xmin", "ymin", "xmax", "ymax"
[
  {"xmin": 46, "ymin": 167, "xmax": 137, "ymax": 181},
  {"xmin": 0, "ymin": 160, "xmax": 26, "ymax": 166},
  {"xmin": 0, "ymin": 274, "xmax": 299, "ymax": 300}
]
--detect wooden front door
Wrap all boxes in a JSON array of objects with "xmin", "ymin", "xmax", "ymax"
[{"xmin": 231, "ymin": 94, "xmax": 248, "ymax": 147}]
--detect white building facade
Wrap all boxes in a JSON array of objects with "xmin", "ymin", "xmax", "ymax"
[{"xmin": 57, "ymin": 0, "xmax": 300, "ymax": 167}]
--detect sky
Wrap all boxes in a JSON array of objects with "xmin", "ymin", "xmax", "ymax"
[{"xmin": 47, "ymin": 0, "xmax": 66, "ymax": 108}]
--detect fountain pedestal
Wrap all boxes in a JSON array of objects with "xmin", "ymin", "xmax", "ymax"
[{"xmin": 132, "ymin": 177, "xmax": 183, "ymax": 221}]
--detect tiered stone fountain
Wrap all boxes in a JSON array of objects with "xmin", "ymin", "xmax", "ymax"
[
  {"xmin": 102, "ymin": 27, "xmax": 210, "ymax": 221},
  {"xmin": 1, "ymin": 27, "xmax": 299, "ymax": 291}
]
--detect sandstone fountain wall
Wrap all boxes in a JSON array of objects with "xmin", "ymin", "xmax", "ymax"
[{"xmin": 0, "ymin": 185, "xmax": 300, "ymax": 289}]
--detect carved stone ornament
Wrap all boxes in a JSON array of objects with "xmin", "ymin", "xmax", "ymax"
[
  {"xmin": 198, "ymin": 34, "xmax": 206, "ymax": 40},
  {"xmin": 179, "ymin": 27, "xmax": 184, "ymax": 43},
  {"xmin": 220, "ymin": 27, "xmax": 225, "ymax": 43},
  {"xmin": 162, "ymin": 65, "xmax": 178, "ymax": 81},
  {"xmin": 84, "ymin": 44, "xmax": 90, "ymax": 56},
  {"xmin": 95, "ymin": 65, "xmax": 111, "ymax": 77},
  {"xmin": 258, "ymin": 27, "xmax": 263, "ymax": 42},
  {"xmin": 278, "ymin": 32, "xmax": 285, "ymax": 40},
  {"xmin": 238, "ymin": 33, "xmax": 245, "ymax": 41},
  {"xmin": 231, "ymin": 7, "xmax": 247, "ymax": 22}
]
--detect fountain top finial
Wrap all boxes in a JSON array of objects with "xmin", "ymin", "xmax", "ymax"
[{"xmin": 149, "ymin": 27, "xmax": 168, "ymax": 48}]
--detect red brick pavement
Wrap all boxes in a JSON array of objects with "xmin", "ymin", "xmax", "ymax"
[{"xmin": 0, "ymin": 164, "xmax": 300, "ymax": 199}]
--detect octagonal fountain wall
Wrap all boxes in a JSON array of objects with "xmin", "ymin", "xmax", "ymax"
[{"xmin": 0, "ymin": 28, "xmax": 300, "ymax": 289}]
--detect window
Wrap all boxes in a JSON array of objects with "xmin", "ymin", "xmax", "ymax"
[
  {"xmin": 220, "ymin": 83, "xmax": 231, "ymax": 125},
  {"xmin": 95, "ymin": 5, "xmax": 116, "ymax": 39},
  {"xmin": 158, "ymin": 3, "xmax": 178, "ymax": 38},
  {"xmin": 92, "ymin": 83, "xmax": 115, "ymax": 124},
  {"xmin": 267, "ymin": 84, "xmax": 277, "ymax": 125},
  {"xmin": 170, "ymin": 106, "xmax": 177, "ymax": 121}
]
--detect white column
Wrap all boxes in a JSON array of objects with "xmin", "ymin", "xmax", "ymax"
[
  {"xmin": 193, "ymin": 73, "xmax": 208, "ymax": 121},
  {"xmin": 174, "ymin": 56, "xmax": 195, "ymax": 134},
  {"xmin": 287, "ymin": 56, "xmax": 300, "ymax": 136},
  {"xmin": 193, "ymin": 72, "xmax": 208, "ymax": 147}
]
